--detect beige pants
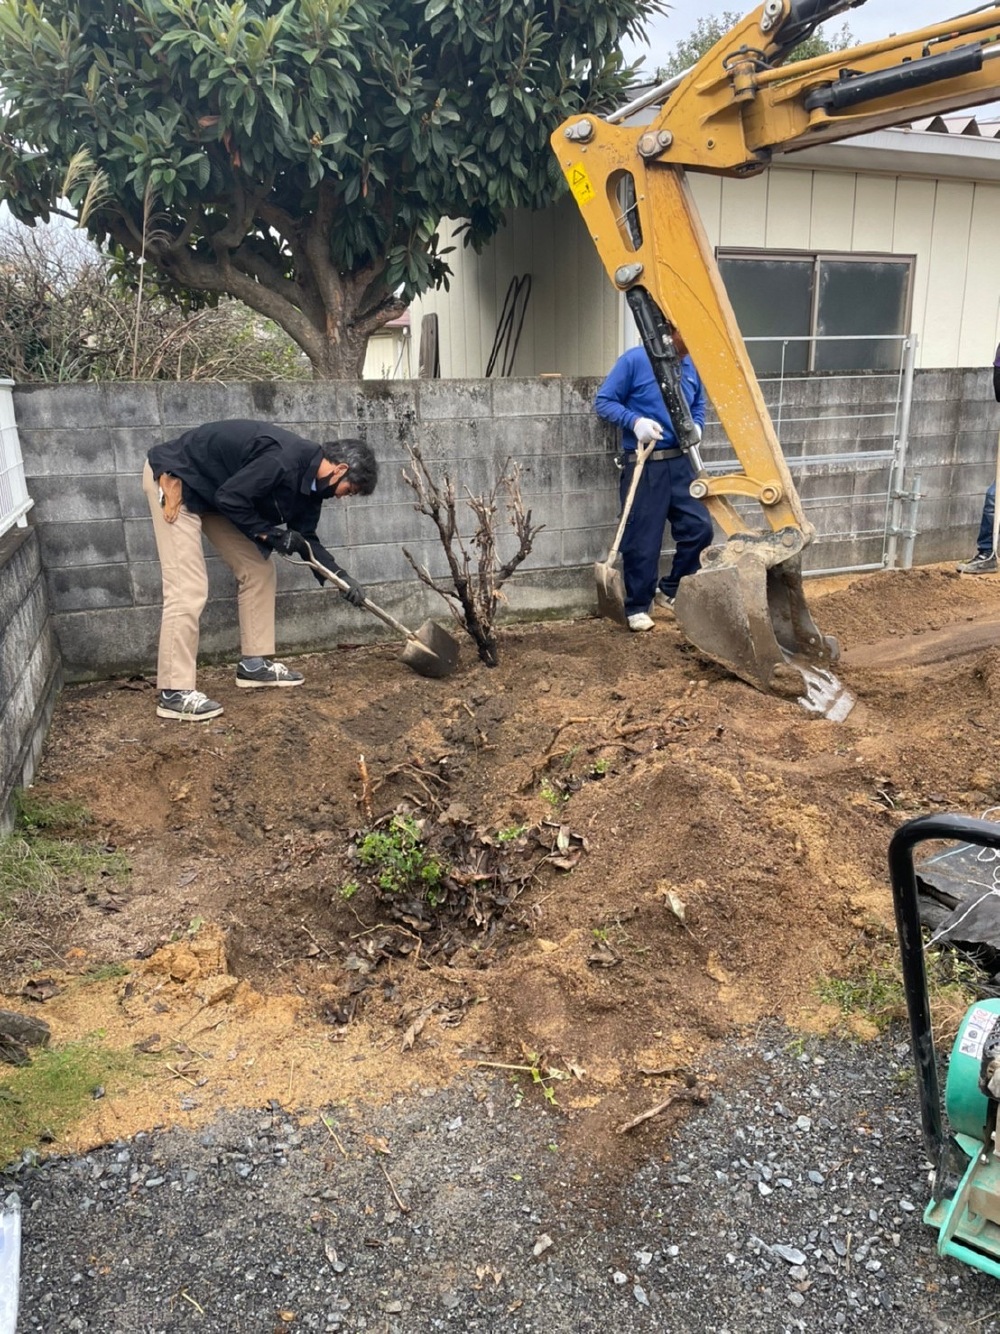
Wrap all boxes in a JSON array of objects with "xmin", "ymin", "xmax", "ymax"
[{"xmin": 142, "ymin": 461, "xmax": 276, "ymax": 690}]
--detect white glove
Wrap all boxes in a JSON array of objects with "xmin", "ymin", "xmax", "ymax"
[{"xmin": 633, "ymin": 417, "xmax": 664, "ymax": 445}]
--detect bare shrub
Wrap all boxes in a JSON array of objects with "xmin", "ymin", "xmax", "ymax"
[
  {"xmin": 0, "ymin": 221, "xmax": 309, "ymax": 382},
  {"xmin": 401, "ymin": 442, "xmax": 543, "ymax": 667}
]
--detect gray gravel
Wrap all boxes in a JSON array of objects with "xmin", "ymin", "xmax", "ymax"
[{"xmin": 7, "ymin": 1023, "xmax": 1000, "ymax": 1332}]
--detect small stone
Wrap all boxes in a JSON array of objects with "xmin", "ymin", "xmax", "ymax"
[
  {"xmin": 532, "ymin": 1233, "xmax": 553, "ymax": 1257},
  {"xmin": 613, "ymin": 1271, "xmax": 628, "ymax": 1286},
  {"xmin": 773, "ymin": 1245, "xmax": 807, "ymax": 1266},
  {"xmin": 634, "ymin": 1286, "xmax": 649, "ymax": 1307}
]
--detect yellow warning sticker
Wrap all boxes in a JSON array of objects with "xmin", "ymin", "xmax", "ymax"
[{"xmin": 568, "ymin": 163, "xmax": 595, "ymax": 205}]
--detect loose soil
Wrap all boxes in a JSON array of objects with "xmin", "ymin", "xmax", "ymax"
[{"xmin": 5, "ymin": 564, "xmax": 1000, "ymax": 1173}]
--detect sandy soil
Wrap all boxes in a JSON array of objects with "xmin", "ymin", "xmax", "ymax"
[{"xmin": 4, "ymin": 562, "xmax": 1000, "ymax": 1172}]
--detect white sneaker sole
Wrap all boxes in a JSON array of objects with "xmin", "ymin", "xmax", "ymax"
[
  {"xmin": 236, "ymin": 677, "xmax": 305, "ymax": 689},
  {"xmin": 156, "ymin": 704, "xmax": 224, "ymax": 721}
]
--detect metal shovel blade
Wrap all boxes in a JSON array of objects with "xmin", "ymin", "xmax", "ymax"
[
  {"xmin": 673, "ymin": 531, "xmax": 855, "ymax": 721},
  {"xmin": 401, "ymin": 619, "xmax": 461, "ymax": 679},
  {"xmin": 594, "ymin": 559, "xmax": 628, "ymax": 626}
]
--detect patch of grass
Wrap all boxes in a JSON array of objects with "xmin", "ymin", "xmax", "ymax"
[
  {"xmin": 0, "ymin": 1038, "xmax": 141, "ymax": 1165},
  {"xmin": 0, "ymin": 791, "xmax": 129, "ymax": 911},
  {"xmin": 14, "ymin": 790, "xmax": 92, "ymax": 834},
  {"xmin": 815, "ymin": 928, "xmax": 907, "ymax": 1032},
  {"xmin": 81, "ymin": 963, "xmax": 130, "ymax": 984},
  {"xmin": 356, "ymin": 815, "xmax": 448, "ymax": 906},
  {"xmin": 816, "ymin": 968, "xmax": 905, "ymax": 1030},
  {"xmin": 816, "ymin": 928, "xmax": 983, "ymax": 1039}
]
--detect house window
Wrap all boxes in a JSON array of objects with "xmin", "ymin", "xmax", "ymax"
[{"xmin": 717, "ymin": 250, "xmax": 913, "ymax": 375}]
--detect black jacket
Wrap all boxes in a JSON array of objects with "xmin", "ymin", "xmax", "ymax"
[{"xmin": 148, "ymin": 420, "xmax": 333, "ymax": 548}]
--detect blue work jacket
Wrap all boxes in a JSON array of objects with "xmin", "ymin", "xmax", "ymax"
[{"xmin": 594, "ymin": 346, "xmax": 705, "ymax": 452}]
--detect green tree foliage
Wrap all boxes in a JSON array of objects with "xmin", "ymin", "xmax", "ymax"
[
  {"xmin": 0, "ymin": 0, "xmax": 663, "ymax": 379},
  {"xmin": 655, "ymin": 10, "xmax": 856, "ymax": 80}
]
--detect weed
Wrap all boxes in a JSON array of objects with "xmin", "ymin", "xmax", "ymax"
[
  {"xmin": 592, "ymin": 927, "xmax": 609, "ymax": 943},
  {"xmin": 496, "ymin": 824, "xmax": 528, "ymax": 844},
  {"xmin": 539, "ymin": 782, "xmax": 567, "ymax": 809},
  {"xmin": 590, "ymin": 759, "xmax": 609, "ymax": 778},
  {"xmin": 482, "ymin": 1048, "xmax": 569, "ymax": 1107},
  {"xmin": 356, "ymin": 815, "xmax": 447, "ymax": 906},
  {"xmin": 0, "ymin": 1038, "xmax": 141, "ymax": 1163},
  {"xmin": 81, "ymin": 963, "xmax": 130, "ymax": 984},
  {"xmin": 339, "ymin": 881, "xmax": 360, "ymax": 901}
]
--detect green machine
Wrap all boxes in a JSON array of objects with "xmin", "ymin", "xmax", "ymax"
[{"xmin": 890, "ymin": 815, "xmax": 1000, "ymax": 1277}]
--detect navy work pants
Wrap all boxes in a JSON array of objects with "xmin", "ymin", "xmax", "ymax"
[
  {"xmin": 976, "ymin": 482, "xmax": 998, "ymax": 555},
  {"xmin": 618, "ymin": 454, "xmax": 714, "ymax": 616}
]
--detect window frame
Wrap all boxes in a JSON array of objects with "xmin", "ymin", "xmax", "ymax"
[{"xmin": 715, "ymin": 247, "xmax": 916, "ymax": 374}]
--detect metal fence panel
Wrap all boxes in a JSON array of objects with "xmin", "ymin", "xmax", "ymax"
[
  {"xmin": 698, "ymin": 334, "xmax": 915, "ymax": 576},
  {"xmin": 0, "ymin": 380, "xmax": 32, "ymax": 538}
]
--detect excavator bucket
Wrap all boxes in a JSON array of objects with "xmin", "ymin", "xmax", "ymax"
[{"xmin": 673, "ymin": 529, "xmax": 855, "ymax": 721}]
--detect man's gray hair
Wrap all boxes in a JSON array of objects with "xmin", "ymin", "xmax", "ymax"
[{"xmin": 322, "ymin": 438, "xmax": 378, "ymax": 494}]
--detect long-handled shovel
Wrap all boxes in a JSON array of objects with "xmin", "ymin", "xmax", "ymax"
[
  {"xmin": 297, "ymin": 545, "xmax": 460, "ymax": 680},
  {"xmin": 991, "ymin": 426, "xmax": 1000, "ymax": 560},
  {"xmin": 594, "ymin": 438, "xmax": 656, "ymax": 625}
]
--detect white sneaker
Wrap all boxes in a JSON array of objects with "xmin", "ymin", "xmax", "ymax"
[
  {"xmin": 654, "ymin": 591, "xmax": 675, "ymax": 610},
  {"xmin": 627, "ymin": 612, "xmax": 654, "ymax": 632}
]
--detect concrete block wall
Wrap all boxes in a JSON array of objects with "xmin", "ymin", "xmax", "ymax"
[
  {"xmin": 0, "ymin": 525, "xmax": 62, "ymax": 833},
  {"xmin": 14, "ymin": 379, "xmax": 613, "ymax": 681},
  {"xmin": 12, "ymin": 369, "xmax": 999, "ymax": 684}
]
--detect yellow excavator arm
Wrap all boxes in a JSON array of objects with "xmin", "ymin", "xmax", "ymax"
[{"xmin": 552, "ymin": 0, "xmax": 1000, "ymax": 714}]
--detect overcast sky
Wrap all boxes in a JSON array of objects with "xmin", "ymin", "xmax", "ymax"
[{"xmin": 624, "ymin": 0, "xmax": 979, "ymax": 66}]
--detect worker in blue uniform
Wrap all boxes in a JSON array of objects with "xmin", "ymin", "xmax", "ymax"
[{"xmin": 594, "ymin": 336, "xmax": 713, "ymax": 631}]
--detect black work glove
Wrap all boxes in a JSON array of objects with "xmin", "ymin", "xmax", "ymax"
[
  {"xmin": 335, "ymin": 569, "xmax": 366, "ymax": 608},
  {"xmin": 303, "ymin": 539, "xmax": 366, "ymax": 607},
  {"xmin": 262, "ymin": 528, "xmax": 310, "ymax": 559}
]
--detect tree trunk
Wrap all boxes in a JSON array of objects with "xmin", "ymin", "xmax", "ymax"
[{"xmin": 308, "ymin": 325, "xmax": 371, "ymax": 380}]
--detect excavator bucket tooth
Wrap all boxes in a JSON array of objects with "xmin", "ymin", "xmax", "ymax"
[{"xmin": 673, "ymin": 533, "xmax": 855, "ymax": 721}]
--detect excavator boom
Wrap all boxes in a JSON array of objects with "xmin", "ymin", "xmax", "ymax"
[{"xmin": 552, "ymin": 0, "xmax": 1000, "ymax": 715}]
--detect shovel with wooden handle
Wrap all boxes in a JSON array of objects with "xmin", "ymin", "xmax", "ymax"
[
  {"xmin": 594, "ymin": 438, "xmax": 657, "ymax": 625},
  {"xmin": 295, "ymin": 543, "xmax": 460, "ymax": 680}
]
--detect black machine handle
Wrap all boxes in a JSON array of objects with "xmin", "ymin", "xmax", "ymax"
[{"xmin": 888, "ymin": 814, "xmax": 1000, "ymax": 1191}]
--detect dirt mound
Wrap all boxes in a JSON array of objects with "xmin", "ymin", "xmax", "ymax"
[{"xmin": 5, "ymin": 563, "xmax": 1000, "ymax": 1165}]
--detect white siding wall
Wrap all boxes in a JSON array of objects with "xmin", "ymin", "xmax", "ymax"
[
  {"xmin": 410, "ymin": 194, "xmax": 619, "ymax": 378},
  {"xmin": 408, "ymin": 161, "xmax": 1000, "ymax": 377}
]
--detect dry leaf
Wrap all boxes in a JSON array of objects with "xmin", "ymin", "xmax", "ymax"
[
  {"xmin": 665, "ymin": 891, "xmax": 686, "ymax": 922},
  {"xmin": 401, "ymin": 1013, "xmax": 428, "ymax": 1051},
  {"xmin": 22, "ymin": 978, "xmax": 59, "ymax": 1002},
  {"xmin": 365, "ymin": 1134, "xmax": 391, "ymax": 1156}
]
